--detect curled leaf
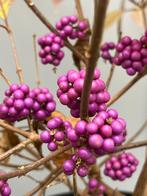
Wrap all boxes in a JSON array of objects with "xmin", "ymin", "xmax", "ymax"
[{"xmin": 104, "ymin": 10, "xmax": 123, "ymax": 29}]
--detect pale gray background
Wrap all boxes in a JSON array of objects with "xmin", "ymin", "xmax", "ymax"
[{"xmin": 0, "ymin": 0, "xmax": 147, "ymax": 195}]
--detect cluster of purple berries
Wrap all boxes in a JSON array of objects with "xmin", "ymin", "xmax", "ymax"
[
  {"xmin": 38, "ymin": 32, "xmax": 65, "ymax": 66},
  {"xmin": 0, "ymin": 171, "xmax": 11, "ymax": 196},
  {"xmin": 73, "ymin": 109, "xmax": 126, "ymax": 155},
  {"xmin": 0, "ymin": 84, "xmax": 30, "ymax": 122},
  {"xmin": 88, "ymin": 178, "xmax": 106, "ymax": 196},
  {"xmin": 0, "ymin": 84, "xmax": 56, "ymax": 122},
  {"xmin": 40, "ymin": 117, "xmax": 72, "ymax": 151},
  {"xmin": 57, "ymin": 68, "xmax": 110, "ymax": 118},
  {"xmin": 104, "ymin": 152, "xmax": 139, "ymax": 181},
  {"xmin": 56, "ymin": 15, "xmax": 88, "ymax": 40},
  {"xmin": 27, "ymin": 87, "xmax": 56, "ymax": 120},
  {"xmin": 62, "ymin": 109, "xmax": 126, "ymax": 177},
  {"xmin": 101, "ymin": 32, "xmax": 147, "ymax": 75}
]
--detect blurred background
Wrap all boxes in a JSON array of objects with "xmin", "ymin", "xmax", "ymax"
[{"xmin": 0, "ymin": 0, "xmax": 147, "ymax": 195}]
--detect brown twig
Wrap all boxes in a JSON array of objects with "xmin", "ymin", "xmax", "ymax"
[
  {"xmin": 15, "ymin": 152, "xmax": 37, "ymax": 162},
  {"xmin": 75, "ymin": 0, "xmax": 84, "ymax": 20},
  {"xmin": 106, "ymin": 64, "xmax": 115, "ymax": 89},
  {"xmin": 101, "ymin": 181, "xmax": 125, "ymax": 196},
  {"xmin": 0, "ymin": 144, "xmax": 71, "ymax": 180},
  {"xmin": 116, "ymin": 140, "xmax": 147, "ymax": 153},
  {"xmin": 33, "ymin": 34, "xmax": 41, "ymax": 86},
  {"xmin": 0, "ymin": 0, "xmax": 24, "ymax": 84},
  {"xmin": 107, "ymin": 70, "xmax": 147, "ymax": 106},
  {"xmin": 80, "ymin": 0, "xmax": 109, "ymax": 119},
  {"xmin": 0, "ymin": 139, "xmax": 32, "ymax": 162},
  {"xmin": 0, "ymin": 162, "xmax": 28, "ymax": 169},
  {"xmin": 133, "ymin": 156, "xmax": 147, "ymax": 196},
  {"xmin": 106, "ymin": 1, "xmax": 124, "ymax": 89},
  {"xmin": 0, "ymin": 120, "xmax": 31, "ymax": 138},
  {"xmin": 128, "ymin": 0, "xmax": 141, "ymax": 7},
  {"xmin": 73, "ymin": 172, "xmax": 78, "ymax": 196},
  {"xmin": 0, "ymin": 68, "xmax": 11, "ymax": 86},
  {"xmin": 38, "ymin": 168, "xmax": 63, "ymax": 195},
  {"xmin": 24, "ymin": 0, "xmax": 87, "ymax": 65},
  {"xmin": 26, "ymin": 168, "xmax": 62, "ymax": 196}
]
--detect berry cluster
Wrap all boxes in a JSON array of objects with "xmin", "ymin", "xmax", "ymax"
[
  {"xmin": 0, "ymin": 85, "xmax": 56, "ymax": 122},
  {"xmin": 0, "ymin": 84, "xmax": 30, "ymax": 122},
  {"xmin": 104, "ymin": 152, "xmax": 139, "ymax": 181},
  {"xmin": 88, "ymin": 178, "xmax": 106, "ymax": 196},
  {"xmin": 57, "ymin": 68, "xmax": 110, "ymax": 118},
  {"xmin": 27, "ymin": 87, "xmax": 56, "ymax": 121},
  {"xmin": 74, "ymin": 109, "xmax": 126, "ymax": 155},
  {"xmin": 40, "ymin": 117, "xmax": 71, "ymax": 151},
  {"xmin": 0, "ymin": 171, "xmax": 11, "ymax": 196},
  {"xmin": 56, "ymin": 16, "xmax": 88, "ymax": 40},
  {"xmin": 62, "ymin": 109, "xmax": 126, "ymax": 177},
  {"xmin": 101, "ymin": 32, "xmax": 147, "ymax": 76},
  {"xmin": 38, "ymin": 32, "xmax": 65, "ymax": 66}
]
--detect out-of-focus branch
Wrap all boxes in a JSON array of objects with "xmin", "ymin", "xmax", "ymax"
[{"xmin": 0, "ymin": 0, "xmax": 24, "ymax": 84}]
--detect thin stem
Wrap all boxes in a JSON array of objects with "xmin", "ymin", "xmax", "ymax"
[
  {"xmin": 0, "ymin": 162, "xmax": 28, "ymax": 169},
  {"xmin": 80, "ymin": 0, "xmax": 109, "ymax": 119},
  {"xmin": 33, "ymin": 34, "xmax": 41, "ymax": 86},
  {"xmin": 106, "ymin": 1, "xmax": 124, "ymax": 89},
  {"xmin": 15, "ymin": 152, "xmax": 37, "ymax": 162},
  {"xmin": 73, "ymin": 173, "xmax": 78, "ymax": 196},
  {"xmin": 24, "ymin": 0, "xmax": 87, "ymax": 65},
  {"xmin": 0, "ymin": 0, "xmax": 24, "ymax": 84},
  {"xmin": 0, "ymin": 120, "xmax": 31, "ymax": 138},
  {"xmin": 133, "ymin": 157, "xmax": 147, "ymax": 196},
  {"xmin": 128, "ymin": 0, "xmax": 141, "ymax": 7},
  {"xmin": 101, "ymin": 181, "xmax": 125, "ymax": 196},
  {"xmin": 106, "ymin": 64, "xmax": 115, "ymax": 89},
  {"xmin": 75, "ymin": 0, "xmax": 84, "ymax": 20},
  {"xmin": 116, "ymin": 140, "xmax": 147, "ymax": 153},
  {"xmin": 0, "ymin": 144, "xmax": 71, "ymax": 180},
  {"xmin": 0, "ymin": 139, "xmax": 32, "ymax": 161},
  {"xmin": 26, "ymin": 168, "xmax": 62, "ymax": 196},
  {"xmin": 107, "ymin": 70, "xmax": 147, "ymax": 106},
  {"xmin": 0, "ymin": 68, "xmax": 11, "ymax": 86},
  {"xmin": 38, "ymin": 168, "xmax": 63, "ymax": 195}
]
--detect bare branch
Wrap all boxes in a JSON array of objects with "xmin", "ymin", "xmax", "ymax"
[{"xmin": 80, "ymin": 0, "xmax": 109, "ymax": 119}]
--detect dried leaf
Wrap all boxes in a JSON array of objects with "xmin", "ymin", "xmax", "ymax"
[
  {"xmin": 104, "ymin": 10, "xmax": 123, "ymax": 29},
  {"xmin": 52, "ymin": 149, "xmax": 71, "ymax": 167},
  {"xmin": 0, "ymin": 128, "xmax": 20, "ymax": 163},
  {"xmin": 0, "ymin": 0, "xmax": 14, "ymax": 19}
]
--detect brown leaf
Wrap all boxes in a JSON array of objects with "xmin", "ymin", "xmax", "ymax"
[
  {"xmin": 104, "ymin": 10, "xmax": 123, "ymax": 29},
  {"xmin": 52, "ymin": 149, "xmax": 71, "ymax": 167}
]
